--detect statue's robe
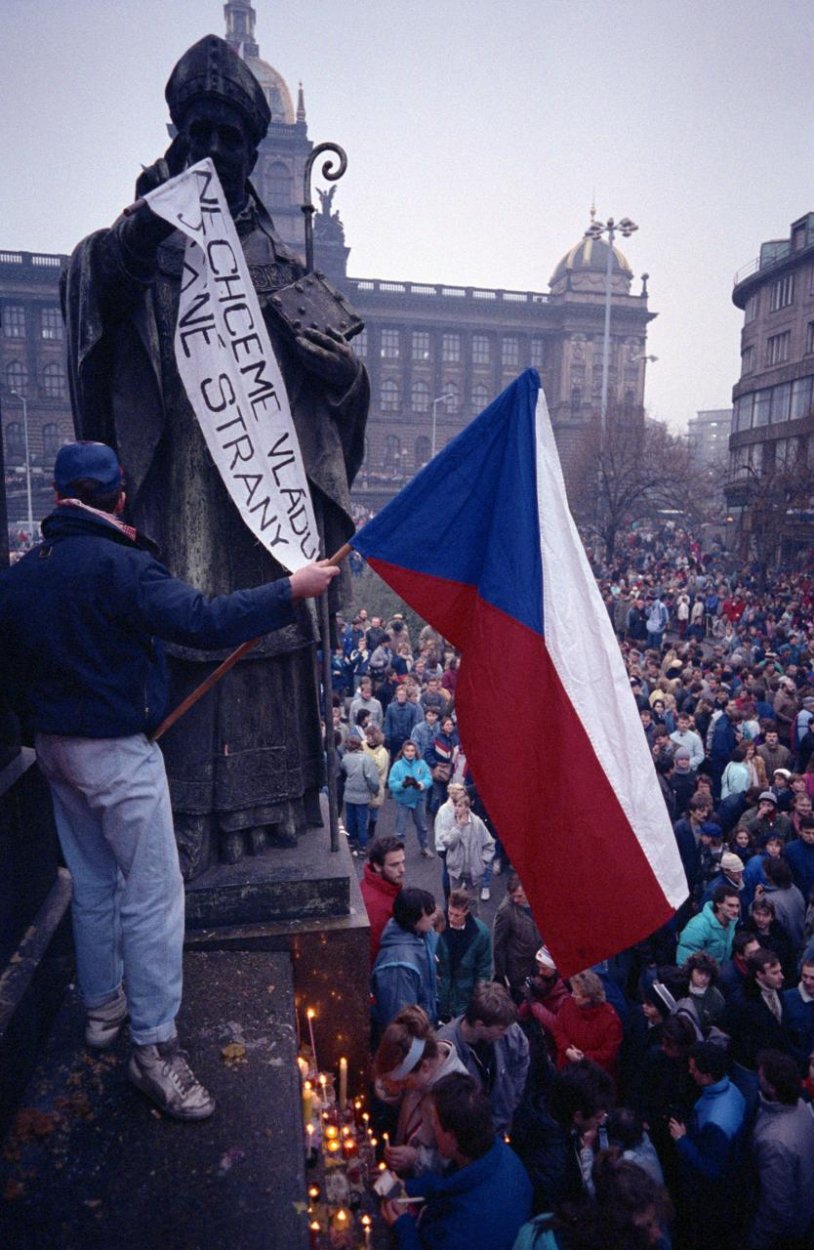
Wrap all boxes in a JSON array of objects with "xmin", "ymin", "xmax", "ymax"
[{"xmin": 62, "ymin": 193, "xmax": 368, "ymax": 876}]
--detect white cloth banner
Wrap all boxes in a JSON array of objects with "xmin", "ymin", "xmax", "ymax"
[{"xmin": 145, "ymin": 158, "xmax": 318, "ymax": 572}]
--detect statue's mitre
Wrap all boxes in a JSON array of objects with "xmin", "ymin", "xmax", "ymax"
[{"xmin": 165, "ymin": 35, "xmax": 271, "ymax": 143}]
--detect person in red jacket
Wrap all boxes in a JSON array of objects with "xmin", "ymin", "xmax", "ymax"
[
  {"xmin": 360, "ymin": 836, "xmax": 406, "ymax": 960},
  {"xmin": 551, "ymin": 970, "xmax": 623, "ymax": 1080}
]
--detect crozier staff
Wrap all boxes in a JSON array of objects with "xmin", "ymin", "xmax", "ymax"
[{"xmin": 0, "ymin": 441, "xmax": 338, "ymax": 1121}]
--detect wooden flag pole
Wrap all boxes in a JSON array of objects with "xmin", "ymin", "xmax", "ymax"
[{"xmin": 150, "ymin": 542, "xmax": 352, "ymax": 744}]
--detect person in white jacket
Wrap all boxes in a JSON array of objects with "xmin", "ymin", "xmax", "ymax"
[{"xmin": 444, "ymin": 794, "xmax": 495, "ymax": 911}]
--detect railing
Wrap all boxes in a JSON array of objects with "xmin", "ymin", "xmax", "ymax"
[
  {"xmin": 733, "ymin": 242, "xmax": 793, "ymax": 287},
  {"xmin": 346, "ymin": 277, "xmax": 549, "ymax": 305},
  {"xmin": 0, "ymin": 250, "xmax": 66, "ymax": 269}
]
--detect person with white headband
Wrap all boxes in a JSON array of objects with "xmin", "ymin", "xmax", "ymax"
[{"xmin": 372, "ymin": 1005, "xmax": 467, "ymax": 1177}]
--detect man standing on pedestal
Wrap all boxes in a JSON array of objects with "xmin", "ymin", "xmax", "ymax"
[
  {"xmin": 0, "ymin": 442, "xmax": 338, "ymax": 1120},
  {"xmin": 62, "ymin": 35, "xmax": 368, "ymax": 875}
]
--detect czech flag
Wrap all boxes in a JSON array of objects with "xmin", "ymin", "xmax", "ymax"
[{"xmin": 351, "ymin": 370, "xmax": 686, "ymax": 975}]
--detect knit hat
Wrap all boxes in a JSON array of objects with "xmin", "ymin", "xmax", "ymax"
[
  {"xmin": 758, "ymin": 790, "xmax": 778, "ymax": 805},
  {"xmin": 720, "ymin": 852, "xmax": 745, "ymax": 874}
]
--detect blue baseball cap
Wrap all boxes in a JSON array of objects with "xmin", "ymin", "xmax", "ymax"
[{"xmin": 54, "ymin": 442, "xmax": 123, "ymax": 496}]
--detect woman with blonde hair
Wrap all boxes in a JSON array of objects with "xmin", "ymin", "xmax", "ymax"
[
  {"xmin": 372, "ymin": 1005, "xmax": 466, "ymax": 1176},
  {"xmin": 363, "ymin": 723, "xmax": 390, "ymax": 841},
  {"xmin": 551, "ymin": 970, "xmax": 623, "ymax": 1079}
]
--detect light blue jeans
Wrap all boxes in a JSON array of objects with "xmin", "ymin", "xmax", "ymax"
[
  {"xmin": 394, "ymin": 800, "xmax": 428, "ymax": 849},
  {"xmin": 36, "ymin": 733, "xmax": 184, "ymax": 1046}
]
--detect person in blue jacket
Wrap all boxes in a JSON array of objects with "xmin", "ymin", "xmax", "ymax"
[
  {"xmin": 380, "ymin": 1072, "xmax": 532, "ymax": 1250},
  {"xmin": 0, "ymin": 442, "xmax": 338, "ymax": 1122},
  {"xmin": 389, "ymin": 739, "xmax": 434, "ymax": 856},
  {"xmin": 372, "ymin": 887, "xmax": 440, "ymax": 1031}
]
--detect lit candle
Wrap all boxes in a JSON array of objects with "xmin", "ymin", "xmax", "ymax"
[
  {"xmin": 360, "ymin": 1214, "xmax": 372, "ymax": 1248},
  {"xmin": 306, "ymin": 1008, "xmax": 319, "ymax": 1073},
  {"xmin": 324, "ymin": 1124, "xmax": 339, "ymax": 1141},
  {"xmin": 382, "ymin": 1131, "xmax": 390, "ymax": 1151},
  {"xmin": 309, "ymin": 1219, "xmax": 321, "ymax": 1250},
  {"xmin": 298, "ymin": 1056, "xmax": 309, "ymax": 1081},
  {"xmin": 302, "ymin": 1080, "xmax": 313, "ymax": 1126},
  {"xmin": 332, "ymin": 1208, "xmax": 350, "ymax": 1230},
  {"xmin": 338, "ymin": 1056, "xmax": 348, "ymax": 1113}
]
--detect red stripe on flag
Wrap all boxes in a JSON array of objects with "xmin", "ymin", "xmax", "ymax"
[{"xmin": 458, "ymin": 599, "xmax": 674, "ymax": 975}]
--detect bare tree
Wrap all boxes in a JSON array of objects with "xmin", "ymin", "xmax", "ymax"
[
  {"xmin": 728, "ymin": 460, "xmax": 814, "ymax": 590},
  {"xmin": 567, "ymin": 409, "xmax": 710, "ymax": 561}
]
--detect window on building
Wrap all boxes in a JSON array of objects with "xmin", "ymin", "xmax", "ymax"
[
  {"xmin": 42, "ymin": 361, "xmax": 67, "ymax": 399},
  {"xmin": 472, "ymin": 382, "xmax": 489, "ymax": 413},
  {"xmin": 773, "ymin": 438, "xmax": 793, "ymax": 471},
  {"xmin": 381, "ymin": 378, "xmax": 400, "ymax": 413},
  {"xmin": 769, "ymin": 273, "xmax": 794, "ymax": 311},
  {"xmin": 770, "ymin": 382, "xmax": 791, "ymax": 424},
  {"xmin": 6, "ymin": 360, "xmax": 28, "ymax": 394},
  {"xmin": 571, "ymin": 386, "xmax": 582, "ymax": 413},
  {"xmin": 753, "ymin": 389, "xmax": 771, "ymax": 427},
  {"xmin": 40, "ymin": 305, "xmax": 63, "ymax": 340},
  {"xmin": 442, "ymin": 380, "xmax": 460, "ymax": 413},
  {"xmin": 267, "ymin": 162, "xmax": 292, "ymax": 207},
  {"xmin": 441, "ymin": 333, "xmax": 461, "ymax": 363},
  {"xmin": 806, "ymin": 321, "xmax": 814, "ymax": 355},
  {"xmin": 530, "ymin": 338, "xmax": 545, "ymax": 369},
  {"xmin": 3, "ymin": 304, "xmax": 26, "ymax": 338},
  {"xmin": 381, "ymin": 329, "xmax": 400, "ymax": 359},
  {"xmin": 411, "ymin": 379, "xmax": 430, "ymax": 413},
  {"xmin": 744, "ymin": 293, "xmax": 759, "ymax": 324},
  {"xmin": 501, "ymin": 336, "xmax": 519, "ymax": 368},
  {"xmin": 353, "ymin": 327, "xmax": 367, "ymax": 357},
  {"xmin": 411, "ymin": 331, "xmax": 430, "ymax": 361},
  {"xmin": 383, "ymin": 434, "xmax": 401, "ymax": 469},
  {"xmin": 765, "ymin": 332, "xmax": 790, "ymax": 366},
  {"xmin": 472, "ymin": 335, "xmax": 490, "ymax": 365},
  {"xmin": 734, "ymin": 394, "xmax": 754, "ymax": 431},
  {"xmin": 791, "ymin": 376, "xmax": 813, "ymax": 421},
  {"xmin": 415, "ymin": 435, "xmax": 431, "ymax": 466},
  {"xmin": 42, "ymin": 422, "xmax": 61, "ymax": 460},
  {"xmin": 741, "ymin": 346, "xmax": 755, "ymax": 376},
  {"xmin": 6, "ymin": 422, "xmax": 23, "ymax": 460}
]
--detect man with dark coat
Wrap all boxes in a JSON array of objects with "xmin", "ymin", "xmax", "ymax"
[
  {"xmin": 0, "ymin": 442, "xmax": 337, "ymax": 1121},
  {"xmin": 62, "ymin": 35, "xmax": 369, "ymax": 874}
]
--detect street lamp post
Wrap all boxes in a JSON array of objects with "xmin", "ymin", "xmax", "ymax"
[
  {"xmin": 583, "ymin": 215, "xmax": 639, "ymax": 433},
  {"xmin": 431, "ymin": 395, "xmax": 447, "ymax": 459},
  {"xmin": 10, "ymin": 389, "xmax": 33, "ymax": 537}
]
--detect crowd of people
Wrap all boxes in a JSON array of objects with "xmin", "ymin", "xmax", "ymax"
[{"xmin": 338, "ymin": 523, "xmax": 814, "ymax": 1250}]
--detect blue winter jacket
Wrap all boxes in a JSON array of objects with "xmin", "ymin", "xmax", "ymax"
[
  {"xmin": 371, "ymin": 917, "xmax": 438, "ymax": 1028},
  {"xmin": 0, "ymin": 507, "xmax": 295, "ymax": 738},
  {"xmin": 389, "ymin": 755, "xmax": 433, "ymax": 809},
  {"xmin": 393, "ymin": 1138, "xmax": 532, "ymax": 1250}
]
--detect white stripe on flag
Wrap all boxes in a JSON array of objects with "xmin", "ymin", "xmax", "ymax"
[{"xmin": 534, "ymin": 391, "xmax": 687, "ymax": 908}]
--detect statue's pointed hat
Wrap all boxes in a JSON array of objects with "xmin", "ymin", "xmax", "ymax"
[{"xmin": 165, "ymin": 35, "xmax": 271, "ymax": 143}]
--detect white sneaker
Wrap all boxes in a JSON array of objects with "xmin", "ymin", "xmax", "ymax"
[
  {"xmin": 480, "ymin": 887, "xmax": 491, "ymax": 902},
  {"xmin": 85, "ymin": 987, "xmax": 128, "ymax": 1049},
  {"xmin": 128, "ymin": 1038, "xmax": 215, "ymax": 1120}
]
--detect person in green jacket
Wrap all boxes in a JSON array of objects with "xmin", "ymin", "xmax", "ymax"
[
  {"xmin": 676, "ymin": 885, "xmax": 741, "ymax": 967},
  {"xmin": 436, "ymin": 890, "xmax": 492, "ymax": 1021}
]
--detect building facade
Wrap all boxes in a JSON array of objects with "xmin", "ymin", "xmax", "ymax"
[
  {"xmin": 727, "ymin": 212, "xmax": 814, "ymax": 555},
  {"xmin": 688, "ymin": 408, "xmax": 732, "ymax": 469},
  {"xmin": 0, "ymin": 4, "xmax": 656, "ymax": 527}
]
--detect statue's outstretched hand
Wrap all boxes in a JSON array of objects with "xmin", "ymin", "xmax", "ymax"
[
  {"xmin": 294, "ymin": 326, "xmax": 359, "ymax": 391},
  {"xmin": 135, "ymin": 135, "xmax": 190, "ymax": 198}
]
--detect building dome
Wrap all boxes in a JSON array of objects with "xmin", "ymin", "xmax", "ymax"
[
  {"xmin": 243, "ymin": 55, "xmax": 295, "ymax": 124},
  {"xmin": 549, "ymin": 229, "xmax": 633, "ymax": 295}
]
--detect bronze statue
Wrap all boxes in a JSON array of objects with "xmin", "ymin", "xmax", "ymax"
[{"xmin": 62, "ymin": 35, "xmax": 369, "ymax": 876}]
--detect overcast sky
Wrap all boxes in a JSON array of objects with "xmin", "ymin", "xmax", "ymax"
[{"xmin": 2, "ymin": 0, "xmax": 812, "ymax": 432}]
